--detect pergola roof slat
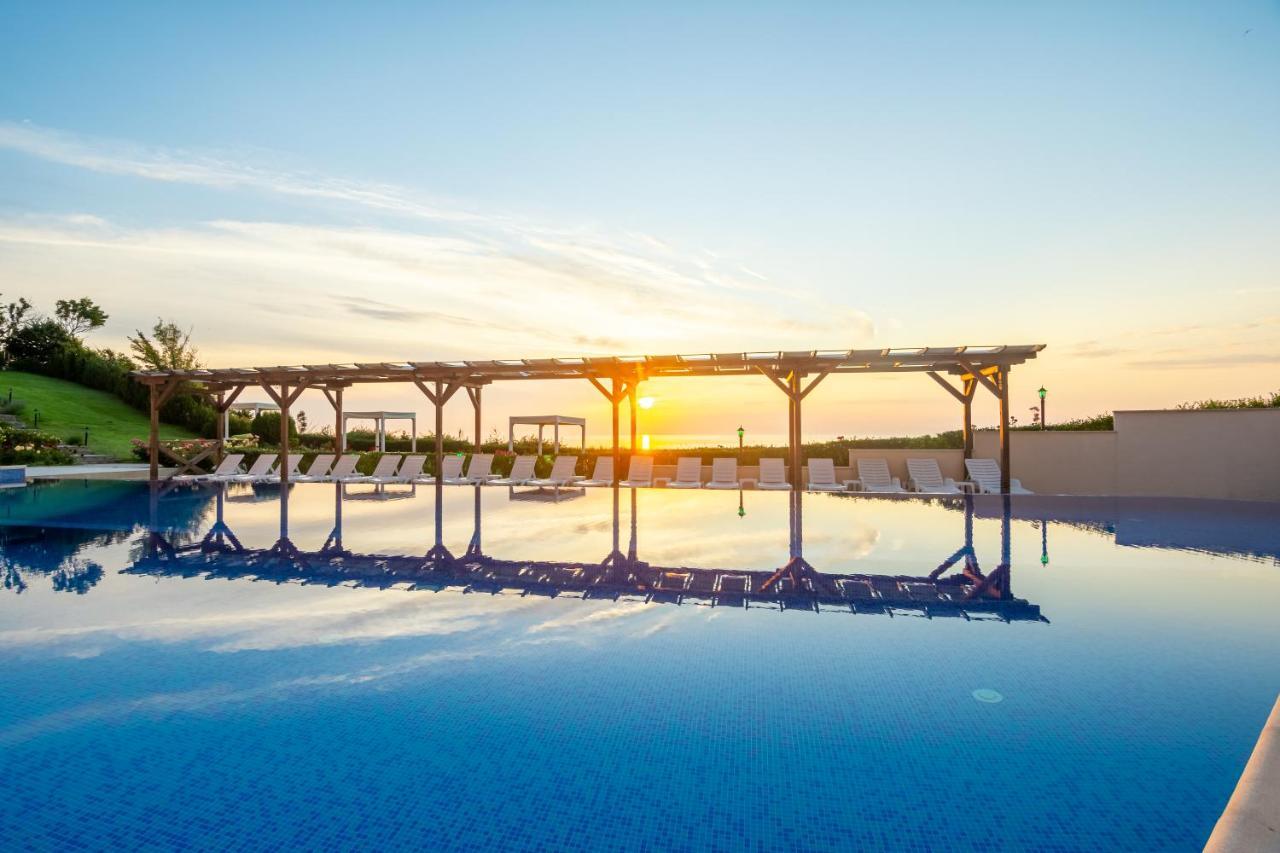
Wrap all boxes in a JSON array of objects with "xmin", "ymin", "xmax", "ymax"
[{"xmin": 131, "ymin": 344, "xmax": 1045, "ymax": 384}]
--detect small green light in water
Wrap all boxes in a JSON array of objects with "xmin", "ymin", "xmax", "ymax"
[
  {"xmin": 738, "ymin": 506, "xmax": 745, "ymax": 518},
  {"xmin": 1041, "ymin": 554, "xmax": 1049, "ymax": 565}
]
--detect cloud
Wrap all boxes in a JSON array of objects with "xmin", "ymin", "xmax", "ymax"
[
  {"xmin": 0, "ymin": 121, "xmax": 484, "ymax": 224},
  {"xmin": 1127, "ymin": 352, "xmax": 1280, "ymax": 369}
]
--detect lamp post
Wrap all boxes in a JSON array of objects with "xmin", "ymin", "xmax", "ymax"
[
  {"xmin": 737, "ymin": 425, "xmax": 744, "ymax": 457},
  {"xmin": 1038, "ymin": 387, "xmax": 1047, "ymax": 430},
  {"xmin": 32, "ymin": 408, "xmax": 39, "ymax": 429}
]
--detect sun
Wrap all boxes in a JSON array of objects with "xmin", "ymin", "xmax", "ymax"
[{"xmin": 637, "ymin": 396, "xmax": 655, "ymax": 410}]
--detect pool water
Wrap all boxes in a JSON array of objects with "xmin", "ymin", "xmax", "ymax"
[{"xmin": 2, "ymin": 480, "xmax": 1278, "ymax": 851}]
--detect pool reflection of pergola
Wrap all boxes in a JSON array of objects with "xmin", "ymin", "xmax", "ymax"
[
  {"xmin": 131, "ymin": 485, "xmax": 1044, "ymax": 622},
  {"xmin": 133, "ymin": 344, "xmax": 1045, "ymax": 493}
]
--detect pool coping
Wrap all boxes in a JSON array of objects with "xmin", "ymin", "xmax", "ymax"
[{"xmin": 1205, "ymin": 692, "xmax": 1280, "ymax": 852}]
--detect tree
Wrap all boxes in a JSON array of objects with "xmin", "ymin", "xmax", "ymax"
[
  {"xmin": 5, "ymin": 320, "xmax": 74, "ymax": 364},
  {"xmin": 54, "ymin": 298, "xmax": 108, "ymax": 337},
  {"xmin": 0, "ymin": 295, "xmax": 33, "ymax": 364},
  {"xmin": 128, "ymin": 319, "xmax": 200, "ymax": 371}
]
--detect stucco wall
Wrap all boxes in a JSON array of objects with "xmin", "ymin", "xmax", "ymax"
[
  {"xmin": 1114, "ymin": 409, "xmax": 1280, "ymax": 502},
  {"xmin": 972, "ymin": 430, "xmax": 1118, "ymax": 495},
  {"xmin": 970, "ymin": 408, "xmax": 1279, "ymax": 501}
]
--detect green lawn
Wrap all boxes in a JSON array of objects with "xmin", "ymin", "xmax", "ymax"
[{"xmin": 0, "ymin": 371, "xmax": 198, "ymax": 461}]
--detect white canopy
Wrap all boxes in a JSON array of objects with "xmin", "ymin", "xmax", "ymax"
[
  {"xmin": 343, "ymin": 411, "xmax": 417, "ymax": 452},
  {"xmin": 508, "ymin": 415, "xmax": 586, "ymax": 454}
]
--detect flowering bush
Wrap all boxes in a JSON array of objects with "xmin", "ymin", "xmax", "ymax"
[
  {"xmin": 0, "ymin": 424, "xmax": 74, "ymax": 465},
  {"xmin": 130, "ymin": 438, "xmax": 220, "ymax": 465}
]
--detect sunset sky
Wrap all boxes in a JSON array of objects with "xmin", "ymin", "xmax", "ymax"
[{"xmin": 2, "ymin": 3, "xmax": 1277, "ymax": 444}]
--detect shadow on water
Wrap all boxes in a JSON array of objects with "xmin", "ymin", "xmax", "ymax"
[{"xmin": 111, "ymin": 480, "xmax": 1047, "ymax": 622}]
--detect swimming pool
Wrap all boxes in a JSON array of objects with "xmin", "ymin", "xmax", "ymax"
[{"xmin": 2, "ymin": 480, "xmax": 1277, "ymax": 851}]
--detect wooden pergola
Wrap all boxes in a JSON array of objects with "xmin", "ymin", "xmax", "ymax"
[{"xmin": 132, "ymin": 344, "xmax": 1045, "ymax": 492}]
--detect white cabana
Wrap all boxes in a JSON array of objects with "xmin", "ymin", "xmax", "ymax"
[
  {"xmin": 343, "ymin": 411, "xmax": 417, "ymax": 452},
  {"xmin": 508, "ymin": 415, "xmax": 586, "ymax": 454},
  {"xmin": 225, "ymin": 401, "xmax": 279, "ymax": 437}
]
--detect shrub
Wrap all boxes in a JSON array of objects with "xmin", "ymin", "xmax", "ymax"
[
  {"xmin": 1178, "ymin": 390, "xmax": 1280, "ymax": 410},
  {"xmin": 249, "ymin": 411, "xmax": 298, "ymax": 446},
  {"xmin": 0, "ymin": 424, "xmax": 74, "ymax": 465}
]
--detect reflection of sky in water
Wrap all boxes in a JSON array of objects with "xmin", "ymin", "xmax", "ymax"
[{"xmin": 1, "ymin": 481, "xmax": 1278, "ymax": 851}]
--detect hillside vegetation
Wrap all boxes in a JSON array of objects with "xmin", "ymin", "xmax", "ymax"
[{"xmin": 0, "ymin": 371, "xmax": 197, "ymax": 461}]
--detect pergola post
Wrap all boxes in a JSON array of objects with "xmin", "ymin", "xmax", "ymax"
[
  {"xmin": 554, "ymin": 417, "xmax": 561, "ymax": 454},
  {"xmin": 146, "ymin": 379, "xmax": 182, "ymax": 482},
  {"xmin": 466, "ymin": 386, "xmax": 482, "ymax": 452},
  {"xmin": 790, "ymin": 371, "xmax": 803, "ymax": 486},
  {"xmin": 434, "ymin": 382, "xmax": 444, "ymax": 475},
  {"xmin": 278, "ymin": 383, "xmax": 291, "ymax": 485},
  {"xmin": 148, "ymin": 383, "xmax": 160, "ymax": 481},
  {"xmin": 413, "ymin": 377, "xmax": 461, "ymax": 478},
  {"xmin": 628, "ymin": 384, "xmax": 637, "ymax": 452},
  {"xmin": 320, "ymin": 386, "xmax": 345, "ymax": 453},
  {"xmin": 962, "ymin": 378, "xmax": 976, "ymax": 459},
  {"xmin": 610, "ymin": 379, "xmax": 620, "ymax": 483},
  {"xmin": 588, "ymin": 376, "xmax": 629, "ymax": 486},
  {"xmin": 954, "ymin": 360, "xmax": 1013, "ymax": 493},
  {"xmin": 758, "ymin": 366, "xmax": 827, "ymax": 490},
  {"xmin": 335, "ymin": 387, "xmax": 344, "ymax": 453},
  {"xmin": 997, "ymin": 367, "xmax": 1011, "ymax": 493},
  {"xmin": 928, "ymin": 370, "xmax": 979, "ymax": 461}
]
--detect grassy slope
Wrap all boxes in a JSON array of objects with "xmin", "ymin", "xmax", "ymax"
[{"xmin": 0, "ymin": 371, "xmax": 197, "ymax": 461}]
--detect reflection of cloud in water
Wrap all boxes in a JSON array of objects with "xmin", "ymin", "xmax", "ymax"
[
  {"xmin": 0, "ymin": 603, "xmax": 702, "ymax": 745},
  {"xmin": 638, "ymin": 522, "xmax": 880, "ymax": 567},
  {"xmin": 526, "ymin": 601, "xmax": 655, "ymax": 634},
  {"xmin": 0, "ymin": 589, "xmax": 542, "ymax": 655},
  {"xmin": 0, "ymin": 648, "xmax": 486, "ymax": 745}
]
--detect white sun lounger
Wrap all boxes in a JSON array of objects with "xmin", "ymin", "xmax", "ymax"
[
  {"xmin": 297, "ymin": 454, "xmax": 358, "ymax": 482},
  {"xmin": 370, "ymin": 454, "xmax": 425, "ymax": 484},
  {"xmin": 578, "ymin": 456, "xmax": 614, "ymax": 487},
  {"xmin": 527, "ymin": 455, "xmax": 579, "ymax": 487},
  {"xmin": 290, "ymin": 454, "xmax": 334, "ymax": 482},
  {"xmin": 464, "ymin": 453, "xmax": 500, "ymax": 483},
  {"xmin": 174, "ymin": 453, "xmax": 244, "ymax": 483},
  {"xmin": 854, "ymin": 459, "xmax": 905, "ymax": 493},
  {"xmin": 263, "ymin": 454, "xmax": 305, "ymax": 482},
  {"xmin": 906, "ymin": 458, "xmax": 964, "ymax": 494},
  {"xmin": 489, "ymin": 454, "xmax": 537, "ymax": 486},
  {"xmin": 805, "ymin": 458, "xmax": 850, "ymax": 492},
  {"xmin": 619, "ymin": 456, "xmax": 653, "ymax": 488},
  {"xmin": 704, "ymin": 458, "xmax": 739, "ymax": 490},
  {"xmin": 227, "ymin": 454, "xmax": 281, "ymax": 483},
  {"xmin": 347, "ymin": 454, "xmax": 403, "ymax": 483},
  {"xmin": 756, "ymin": 458, "xmax": 791, "ymax": 490},
  {"xmin": 666, "ymin": 457, "xmax": 703, "ymax": 488},
  {"xmin": 416, "ymin": 454, "xmax": 466, "ymax": 484},
  {"xmin": 965, "ymin": 458, "xmax": 1034, "ymax": 494}
]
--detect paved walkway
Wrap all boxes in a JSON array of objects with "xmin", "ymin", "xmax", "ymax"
[{"xmin": 25, "ymin": 464, "xmax": 172, "ymax": 481}]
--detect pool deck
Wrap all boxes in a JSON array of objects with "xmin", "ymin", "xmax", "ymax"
[
  {"xmin": 1206, "ymin": 692, "xmax": 1280, "ymax": 852},
  {"xmin": 26, "ymin": 464, "xmax": 175, "ymax": 480}
]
